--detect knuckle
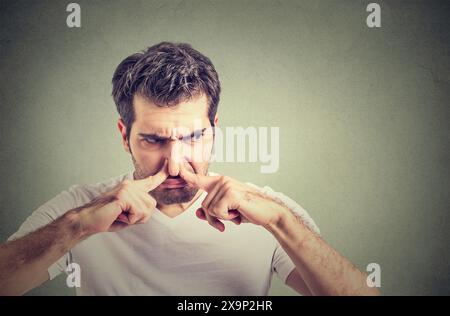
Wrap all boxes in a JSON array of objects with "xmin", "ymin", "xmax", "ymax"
[
  {"xmin": 116, "ymin": 187, "xmax": 132, "ymax": 200},
  {"xmin": 206, "ymin": 209, "xmax": 215, "ymax": 218},
  {"xmin": 149, "ymin": 199, "xmax": 157, "ymax": 208},
  {"xmin": 143, "ymin": 208, "xmax": 153, "ymax": 217},
  {"xmin": 224, "ymin": 190, "xmax": 237, "ymax": 201},
  {"xmin": 223, "ymin": 182, "xmax": 233, "ymax": 191},
  {"xmin": 131, "ymin": 214, "xmax": 141, "ymax": 224},
  {"xmin": 115, "ymin": 190, "xmax": 125, "ymax": 201},
  {"xmin": 211, "ymin": 207, "xmax": 223, "ymax": 219},
  {"xmin": 220, "ymin": 175, "xmax": 230, "ymax": 184},
  {"xmin": 208, "ymin": 206, "xmax": 218, "ymax": 217},
  {"xmin": 143, "ymin": 195, "xmax": 156, "ymax": 208},
  {"xmin": 112, "ymin": 199, "xmax": 125, "ymax": 210},
  {"xmin": 121, "ymin": 179, "xmax": 131, "ymax": 187}
]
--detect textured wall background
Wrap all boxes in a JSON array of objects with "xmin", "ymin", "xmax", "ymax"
[{"xmin": 0, "ymin": 0, "xmax": 449, "ymax": 295}]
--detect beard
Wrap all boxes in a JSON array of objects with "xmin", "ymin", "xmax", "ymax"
[
  {"xmin": 151, "ymin": 185, "xmax": 199, "ymax": 205},
  {"xmin": 131, "ymin": 155, "xmax": 205, "ymax": 205}
]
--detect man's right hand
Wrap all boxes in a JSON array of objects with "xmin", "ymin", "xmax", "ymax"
[
  {"xmin": 0, "ymin": 161, "xmax": 168, "ymax": 296},
  {"xmin": 77, "ymin": 160, "xmax": 169, "ymax": 236}
]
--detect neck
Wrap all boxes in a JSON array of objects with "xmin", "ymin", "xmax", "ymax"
[{"xmin": 156, "ymin": 189, "xmax": 203, "ymax": 218}]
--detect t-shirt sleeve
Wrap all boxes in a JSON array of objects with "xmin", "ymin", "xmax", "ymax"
[
  {"xmin": 246, "ymin": 183, "xmax": 321, "ymax": 284},
  {"xmin": 7, "ymin": 186, "xmax": 82, "ymax": 280}
]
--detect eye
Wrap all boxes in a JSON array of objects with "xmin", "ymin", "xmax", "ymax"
[
  {"xmin": 192, "ymin": 131, "xmax": 203, "ymax": 141},
  {"xmin": 186, "ymin": 131, "xmax": 203, "ymax": 143},
  {"xmin": 143, "ymin": 138, "xmax": 160, "ymax": 144}
]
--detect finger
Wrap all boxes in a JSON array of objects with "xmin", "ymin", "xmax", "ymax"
[
  {"xmin": 210, "ymin": 197, "xmax": 240, "ymax": 220},
  {"xmin": 196, "ymin": 208, "xmax": 239, "ymax": 223},
  {"xmin": 178, "ymin": 163, "xmax": 219, "ymax": 192},
  {"xmin": 196, "ymin": 208, "xmax": 207, "ymax": 220},
  {"xmin": 203, "ymin": 189, "xmax": 242, "ymax": 225},
  {"xmin": 197, "ymin": 208, "xmax": 239, "ymax": 222},
  {"xmin": 211, "ymin": 217, "xmax": 225, "ymax": 232},
  {"xmin": 224, "ymin": 209, "xmax": 244, "ymax": 225},
  {"xmin": 198, "ymin": 207, "xmax": 225, "ymax": 232},
  {"xmin": 137, "ymin": 190, "xmax": 157, "ymax": 209},
  {"xmin": 108, "ymin": 221, "xmax": 129, "ymax": 232},
  {"xmin": 135, "ymin": 159, "xmax": 169, "ymax": 192},
  {"xmin": 117, "ymin": 213, "xmax": 129, "ymax": 223},
  {"xmin": 230, "ymin": 214, "xmax": 242, "ymax": 225},
  {"xmin": 126, "ymin": 189, "xmax": 149, "ymax": 225},
  {"xmin": 201, "ymin": 181, "xmax": 223, "ymax": 214},
  {"xmin": 139, "ymin": 191, "xmax": 157, "ymax": 219},
  {"xmin": 228, "ymin": 209, "xmax": 241, "ymax": 220},
  {"xmin": 136, "ymin": 213, "xmax": 151, "ymax": 224},
  {"xmin": 206, "ymin": 186, "xmax": 230, "ymax": 218}
]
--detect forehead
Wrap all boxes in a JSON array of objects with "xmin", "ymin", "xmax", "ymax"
[{"xmin": 132, "ymin": 93, "xmax": 210, "ymax": 133}]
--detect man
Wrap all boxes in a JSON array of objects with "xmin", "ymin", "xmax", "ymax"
[{"xmin": 0, "ymin": 42, "xmax": 379, "ymax": 296}]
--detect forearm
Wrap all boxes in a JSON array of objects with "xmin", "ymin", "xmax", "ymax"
[
  {"xmin": 265, "ymin": 208, "xmax": 380, "ymax": 296},
  {"xmin": 0, "ymin": 210, "xmax": 86, "ymax": 295}
]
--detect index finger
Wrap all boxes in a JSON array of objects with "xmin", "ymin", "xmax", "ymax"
[
  {"xmin": 179, "ymin": 163, "xmax": 219, "ymax": 192},
  {"xmin": 135, "ymin": 159, "xmax": 169, "ymax": 192}
]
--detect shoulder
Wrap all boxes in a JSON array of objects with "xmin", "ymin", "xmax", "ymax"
[
  {"xmin": 248, "ymin": 182, "xmax": 321, "ymax": 235},
  {"xmin": 7, "ymin": 172, "xmax": 132, "ymax": 241},
  {"xmin": 69, "ymin": 171, "xmax": 132, "ymax": 203},
  {"xmin": 38, "ymin": 171, "xmax": 132, "ymax": 220}
]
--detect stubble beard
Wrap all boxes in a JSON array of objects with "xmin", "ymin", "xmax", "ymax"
[{"xmin": 131, "ymin": 154, "xmax": 205, "ymax": 205}]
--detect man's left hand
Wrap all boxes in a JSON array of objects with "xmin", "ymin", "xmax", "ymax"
[{"xmin": 179, "ymin": 164, "xmax": 288, "ymax": 232}]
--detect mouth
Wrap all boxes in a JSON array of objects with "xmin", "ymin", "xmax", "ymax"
[{"xmin": 160, "ymin": 176, "xmax": 187, "ymax": 189}]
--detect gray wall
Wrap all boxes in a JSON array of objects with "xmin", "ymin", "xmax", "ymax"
[{"xmin": 0, "ymin": 0, "xmax": 449, "ymax": 295}]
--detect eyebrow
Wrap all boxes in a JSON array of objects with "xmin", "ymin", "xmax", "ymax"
[{"xmin": 138, "ymin": 128, "xmax": 208, "ymax": 141}]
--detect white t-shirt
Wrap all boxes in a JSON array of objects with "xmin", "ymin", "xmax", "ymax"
[{"xmin": 8, "ymin": 171, "xmax": 320, "ymax": 296}]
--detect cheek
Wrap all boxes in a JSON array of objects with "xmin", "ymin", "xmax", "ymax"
[
  {"xmin": 130, "ymin": 138, "xmax": 156, "ymax": 157},
  {"xmin": 139, "ymin": 154, "xmax": 163, "ymax": 169},
  {"xmin": 183, "ymin": 141, "xmax": 213, "ymax": 164},
  {"xmin": 130, "ymin": 143, "xmax": 164, "ymax": 171},
  {"xmin": 190, "ymin": 161, "xmax": 209, "ymax": 176}
]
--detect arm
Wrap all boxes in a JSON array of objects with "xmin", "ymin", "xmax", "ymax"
[
  {"xmin": 177, "ymin": 167, "xmax": 380, "ymax": 296},
  {"xmin": 0, "ymin": 210, "xmax": 85, "ymax": 296},
  {"xmin": 265, "ymin": 209, "xmax": 380, "ymax": 296},
  {"xmin": 0, "ymin": 162, "xmax": 168, "ymax": 296},
  {"xmin": 285, "ymin": 268, "xmax": 313, "ymax": 296}
]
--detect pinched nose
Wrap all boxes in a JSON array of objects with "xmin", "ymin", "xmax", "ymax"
[
  {"xmin": 165, "ymin": 138, "xmax": 203, "ymax": 176},
  {"xmin": 168, "ymin": 156, "xmax": 196, "ymax": 177},
  {"xmin": 168, "ymin": 157, "xmax": 180, "ymax": 176},
  {"xmin": 167, "ymin": 141, "xmax": 182, "ymax": 176}
]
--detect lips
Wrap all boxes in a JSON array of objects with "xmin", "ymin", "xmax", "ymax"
[{"xmin": 160, "ymin": 177, "xmax": 187, "ymax": 188}]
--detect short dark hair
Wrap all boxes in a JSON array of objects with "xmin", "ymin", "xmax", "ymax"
[{"xmin": 112, "ymin": 42, "xmax": 221, "ymax": 138}]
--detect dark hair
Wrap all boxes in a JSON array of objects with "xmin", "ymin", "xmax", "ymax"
[{"xmin": 112, "ymin": 42, "xmax": 221, "ymax": 139}]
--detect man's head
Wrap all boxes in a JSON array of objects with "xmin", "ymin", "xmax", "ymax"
[{"xmin": 112, "ymin": 42, "xmax": 221, "ymax": 205}]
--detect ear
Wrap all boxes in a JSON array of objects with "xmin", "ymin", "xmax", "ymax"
[
  {"xmin": 117, "ymin": 118, "xmax": 131, "ymax": 154},
  {"xmin": 213, "ymin": 115, "xmax": 219, "ymax": 126}
]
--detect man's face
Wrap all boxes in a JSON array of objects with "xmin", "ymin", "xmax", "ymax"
[{"xmin": 118, "ymin": 93, "xmax": 216, "ymax": 205}]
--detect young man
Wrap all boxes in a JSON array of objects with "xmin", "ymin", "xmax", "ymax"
[{"xmin": 0, "ymin": 42, "xmax": 379, "ymax": 296}]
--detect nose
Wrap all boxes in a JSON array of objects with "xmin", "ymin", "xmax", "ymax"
[{"xmin": 166, "ymin": 140, "xmax": 183, "ymax": 177}]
